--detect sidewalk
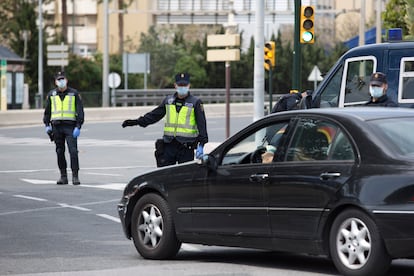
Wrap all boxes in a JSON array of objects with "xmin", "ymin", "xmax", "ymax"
[{"xmin": 0, "ymin": 103, "xmax": 254, "ymax": 127}]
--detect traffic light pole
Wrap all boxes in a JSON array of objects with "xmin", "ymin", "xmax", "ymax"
[
  {"xmin": 292, "ymin": 0, "xmax": 301, "ymax": 91},
  {"xmin": 268, "ymin": 67, "xmax": 273, "ymax": 113}
]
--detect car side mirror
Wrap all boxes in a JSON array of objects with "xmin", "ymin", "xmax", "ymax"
[{"xmin": 200, "ymin": 154, "xmax": 217, "ymax": 171}]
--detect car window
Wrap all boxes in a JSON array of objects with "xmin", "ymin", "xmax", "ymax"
[
  {"xmin": 221, "ymin": 121, "xmax": 289, "ymax": 165},
  {"xmin": 328, "ymin": 131, "xmax": 355, "ymax": 160},
  {"xmin": 286, "ymin": 118, "xmax": 354, "ymax": 161},
  {"xmin": 343, "ymin": 57, "xmax": 375, "ymax": 106},
  {"xmin": 369, "ymin": 118, "xmax": 414, "ymax": 156}
]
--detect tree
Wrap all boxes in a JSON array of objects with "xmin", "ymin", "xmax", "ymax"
[
  {"xmin": 0, "ymin": 0, "xmax": 56, "ymax": 106},
  {"xmin": 405, "ymin": 0, "xmax": 414, "ymax": 38},
  {"xmin": 383, "ymin": 0, "xmax": 409, "ymax": 36}
]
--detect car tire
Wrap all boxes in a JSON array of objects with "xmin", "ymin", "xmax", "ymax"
[
  {"xmin": 329, "ymin": 208, "xmax": 391, "ymax": 276},
  {"xmin": 131, "ymin": 193, "xmax": 181, "ymax": 259}
]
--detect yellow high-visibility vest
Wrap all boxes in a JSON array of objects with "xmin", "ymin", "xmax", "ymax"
[
  {"xmin": 164, "ymin": 104, "xmax": 198, "ymax": 138},
  {"xmin": 50, "ymin": 93, "xmax": 76, "ymax": 121}
]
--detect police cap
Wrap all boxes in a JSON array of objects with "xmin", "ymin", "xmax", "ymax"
[
  {"xmin": 55, "ymin": 71, "xmax": 66, "ymax": 80},
  {"xmin": 370, "ymin": 72, "xmax": 387, "ymax": 86},
  {"xmin": 175, "ymin": 73, "xmax": 190, "ymax": 85}
]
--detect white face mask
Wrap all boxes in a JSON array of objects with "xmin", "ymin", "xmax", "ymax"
[
  {"xmin": 176, "ymin": 86, "xmax": 189, "ymax": 96},
  {"xmin": 369, "ymin": 86, "xmax": 383, "ymax": 98},
  {"xmin": 56, "ymin": 79, "xmax": 67, "ymax": 89}
]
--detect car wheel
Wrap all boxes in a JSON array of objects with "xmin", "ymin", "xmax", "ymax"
[
  {"xmin": 131, "ymin": 193, "xmax": 181, "ymax": 259},
  {"xmin": 329, "ymin": 208, "xmax": 391, "ymax": 276}
]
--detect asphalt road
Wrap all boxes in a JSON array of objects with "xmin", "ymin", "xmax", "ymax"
[{"xmin": 1, "ymin": 116, "xmax": 413, "ymax": 276}]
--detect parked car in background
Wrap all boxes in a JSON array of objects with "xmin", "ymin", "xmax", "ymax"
[{"xmin": 118, "ymin": 107, "xmax": 414, "ymax": 276}]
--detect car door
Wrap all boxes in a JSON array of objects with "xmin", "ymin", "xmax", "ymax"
[
  {"xmin": 266, "ymin": 116, "xmax": 357, "ymax": 240},
  {"xmin": 195, "ymin": 120, "xmax": 290, "ymax": 240}
]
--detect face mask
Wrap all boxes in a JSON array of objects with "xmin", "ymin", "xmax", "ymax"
[
  {"xmin": 56, "ymin": 79, "xmax": 67, "ymax": 89},
  {"xmin": 369, "ymin": 86, "xmax": 383, "ymax": 98},
  {"xmin": 176, "ymin": 86, "xmax": 189, "ymax": 96}
]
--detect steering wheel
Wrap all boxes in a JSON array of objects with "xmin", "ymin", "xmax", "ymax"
[{"xmin": 250, "ymin": 146, "xmax": 266, "ymax": 163}]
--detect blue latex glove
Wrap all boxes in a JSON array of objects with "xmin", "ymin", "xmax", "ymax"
[
  {"xmin": 73, "ymin": 127, "xmax": 80, "ymax": 138},
  {"xmin": 45, "ymin": 126, "xmax": 52, "ymax": 134},
  {"xmin": 196, "ymin": 145, "xmax": 204, "ymax": 159}
]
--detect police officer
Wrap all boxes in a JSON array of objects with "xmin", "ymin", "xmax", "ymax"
[
  {"xmin": 43, "ymin": 72, "xmax": 84, "ymax": 185},
  {"xmin": 366, "ymin": 72, "xmax": 398, "ymax": 107},
  {"xmin": 271, "ymin": 89, "xmax": 309, "ymax": 113},
  {"xmin": 122, "ymin": 73, "xmax": 208, "ymax": 167}
]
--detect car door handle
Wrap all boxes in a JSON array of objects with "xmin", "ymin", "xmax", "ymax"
[
  {"xmin": 249, "ymin": 173, "xmax": 269, "ymax": 182},
  {"xmin": 320, "ymin": 172, "xmax": 341, "ymax": 180}
]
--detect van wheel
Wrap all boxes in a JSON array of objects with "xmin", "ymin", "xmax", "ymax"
[
  {"xmin": 329, "ymin": 208, "xmax": 391, "ymax": 276},
  {"xmin": 131, "ymin": 193, "xmax": 181, "ymax": 259}
]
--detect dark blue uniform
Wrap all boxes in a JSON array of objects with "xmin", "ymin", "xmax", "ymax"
[
  {"xmin": 134, "ymin": 92, "xmax": 208, "ymax": 166},
  {"xmin": 43, "ymin": 87, "xmax": 84, "ymax": 179},
  {"xmin": 365, "ymin": 94, "xmax": 398, "ymax": 107}
]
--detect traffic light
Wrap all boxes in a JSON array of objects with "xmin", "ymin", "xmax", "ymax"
[
  {"xmin": 264, "ymin": 41, "xmax": 275, "ymax": 71},
  {"xmin": 300, "ymin": 5, "xmax": 315, "ymax": 44}
]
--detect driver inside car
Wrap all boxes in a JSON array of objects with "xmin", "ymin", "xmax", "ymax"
[{"xmin": 261, "ymin": 145, "xmax": 276, "ymax": 163}]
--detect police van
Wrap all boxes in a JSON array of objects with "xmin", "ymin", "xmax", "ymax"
[{"xmin": 310, "ymin": 39, "xmax": 414, "ymax": 108}]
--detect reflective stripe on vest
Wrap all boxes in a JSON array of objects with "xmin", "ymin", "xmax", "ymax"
[
  {"xmin": 50, "ymin": 94, "xmax": 76, "ymax": 121},
  {"xmin": 164, "ymin": 104, "xmax": 198, "ymax": 138}
]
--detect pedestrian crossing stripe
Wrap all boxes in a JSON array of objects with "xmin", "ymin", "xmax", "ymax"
[{"xmin": 20, "ymin": 178, "xmax": 126, "ymax": 190}]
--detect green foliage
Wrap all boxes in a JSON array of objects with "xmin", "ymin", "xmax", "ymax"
[
  {"xmin": 0, "ymin": 0, "xmax": 55, "ymax": 106},
  {"xmin": 1, "ymin": 3, "xmax": 348, "ymax": 106},
  {"xmin": 383, "ymin": 0, "xmax": 409, "ymax": 36},
  {"xmin": 406, "ymin": 0, "xmax": 414, "ymax": 37},
  {"xmin": 65, "ymin": 55, "xmax": 102, "ymax": 91}
]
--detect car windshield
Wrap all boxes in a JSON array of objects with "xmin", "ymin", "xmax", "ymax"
[{"xmin": 369, "ymin": 118, "xmax": 414, "ymax": 156}]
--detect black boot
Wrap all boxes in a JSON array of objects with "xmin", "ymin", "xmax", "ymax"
[
  {"xmin": 72, "ymin": 171, "xmax": 80, "ymax": 185},
  {"xmin": 57, "ymin": 174, "xmax": 68, "ymax": 185}
]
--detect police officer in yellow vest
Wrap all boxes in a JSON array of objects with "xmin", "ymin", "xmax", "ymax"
[
  {"xmin": 122, "ymin": 73, "xmax": 208, "ymax": 167},
  {"xmin": 43, "ymin": 71, "xmax": 84, "ymax": 185}
]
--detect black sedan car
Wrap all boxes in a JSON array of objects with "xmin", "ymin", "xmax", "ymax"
[{"xmin": 118, "ymin": 107, "xmax": 414, "ymax": 276}]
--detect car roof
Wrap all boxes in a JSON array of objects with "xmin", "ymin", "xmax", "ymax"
[{"xmin": 269, "ymin": 107, "xmax": 414, "ymax": 122}]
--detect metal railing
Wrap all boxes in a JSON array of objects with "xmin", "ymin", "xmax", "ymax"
[{"xmin": 114, "ymin": 88, "xmax": 255, "ymax": 106}]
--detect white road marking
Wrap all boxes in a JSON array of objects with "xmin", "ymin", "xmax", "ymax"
[
  {"xmin": 13, "ymin": 195, "xmax": 48, "ymax": 202},
  {"xmin": 96, "ymin": 214, "xmax": 121, "ymax": 223},
  {"xmin": 0, "ymin": 136, "xmax": 155, "ymax": 147},
  {"xmin": 0, "ymin": 169, "xmax": 56, "ymax": 173},
  {"xmin": 19, "ymin": 179, "xmax": 126, "ymax": 190},
  {"xmin": 1, "ymin": 165, "xmax": 152, "ymax": 174},
  {"xmin": 58, "ymin": 203, "xmax": 91, "ymax": 211},
  {"xmin": 20, "ymin": 178, "xmax": 57, "ymax": 184},
  {"xmin": 80, "ymin": 183, "xmax": 126, "ymax": 190},
  {"xmin": 85, "ymin": 172, "xmax": 122, "ymax": 176}
]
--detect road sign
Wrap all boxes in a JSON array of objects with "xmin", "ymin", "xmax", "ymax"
[
  {"xmin": 47, "ymin": 43, "xmax": 69, "ymax": 68},
  {"xmin": 207, "ymin": 34, "xmax": 240, "ymax": 47},
  {"xmin": 108, "ymin": 72, "xmax": 121, "ymax": 88},
  {"xmin": 307, "ymin": 65, "xmax": 323, "ymax": 81},
  {"xmin": 47, "ymin": 44, "xmax": 69, "ymax": 52},
  {"xmin": 207, "ymin": 49, "xmax": 240, "ymax": 62}
]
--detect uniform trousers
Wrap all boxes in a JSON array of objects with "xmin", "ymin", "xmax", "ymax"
[
  {"xmin": 161, "ymin": 139, "xmax": 194, "ymax": 167},
  {"xmin": 52, "ymin": 124, "xmax": 79, "ymax": 174}
]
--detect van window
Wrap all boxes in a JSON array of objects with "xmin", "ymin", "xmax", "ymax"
[
  {"xmin": 398, "ymin": 58, "xmax": 414, "ymax": 103},
  {"xmin": 318, "ymin": 65, "xmax": 343, "ymax": 107},
  {"xmin": 343, "ymin": 58, "xmax": 375, "ymax": 106}
]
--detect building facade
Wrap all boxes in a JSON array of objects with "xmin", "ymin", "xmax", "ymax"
[{"xmin": 44, "ymin": 0, "xmax": 388, "ymax": 55}]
